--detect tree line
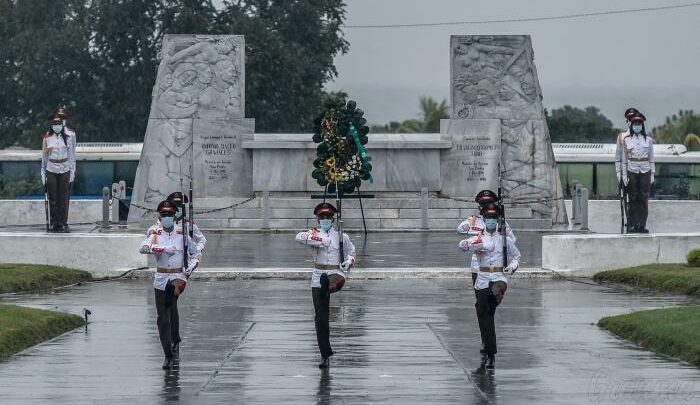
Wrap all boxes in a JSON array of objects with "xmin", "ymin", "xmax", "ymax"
[
  {"xmin": 370, "ymin": 97, "xmax": 700, "ymax": 150},
  {"xmin": 0, "ymin": 0, "xmax": 348, "ymax": 149}
]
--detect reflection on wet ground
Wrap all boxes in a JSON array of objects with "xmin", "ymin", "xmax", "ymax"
[
  {"xmin": 1, "ymin": 279, "xmax": 699, "ymax": 404},
  {"xmin": 200, "ymin": 231, "xmax": 554, "ymax": 268}
]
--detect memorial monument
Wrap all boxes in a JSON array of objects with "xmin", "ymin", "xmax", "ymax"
[
  {"xmin": 443, "ymin": 35, "xmax": 566, "ymax": 224},
  {"xmin": 128, "ymin": 34, "xmax": 254, "ymax": 224}
]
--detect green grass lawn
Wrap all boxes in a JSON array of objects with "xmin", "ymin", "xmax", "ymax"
[
  {"xmin": 0, "ymin": 264, "xmax": 91, "ymax": 360},
  {"xmin": 599, "ymin": 306, "xmax": 700, "ymax": 366},
  {"xmin": 0, "ymin": 264, "xmax": 92, "ymax": 293},
  {"xmin": 593, "ymin": 263, "xmax": 700, "ymax": 296},
  {"xmin": 0, "ymin": 304, "xmax": 84, "ymax": 361}
]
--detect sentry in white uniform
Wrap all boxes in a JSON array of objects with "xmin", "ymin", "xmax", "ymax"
[
  {"xmin": 457, "ymin": 215, "xmax": 516, "ymax": 274},
  {"xmin": 295, "ymin": 227, "xmax": 356, "ymax": 287},
  {"xmin": 140, "ymin": 223, "xmax": 199, "ymax": 290},
  {"xmin": 459, "ymin": 229, "xmax": 520, "ymax": 290}
]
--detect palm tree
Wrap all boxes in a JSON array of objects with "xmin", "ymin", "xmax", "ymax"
[
  {"xmin": 419, "ymin": 96, "xmax": 449, "ymax": 132},
  {"xmin": 653, "ymin": 110, "xmax": 700, "ymax": 150}
]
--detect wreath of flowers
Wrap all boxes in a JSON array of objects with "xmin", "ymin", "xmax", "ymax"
[{"xmin": 311, "ymin": 99, "xmax": 372, "ymax": 195}]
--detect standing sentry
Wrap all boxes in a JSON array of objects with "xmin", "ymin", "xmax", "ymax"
[
  {"xmin": 621, "ymin": 112, "xmax": 654, "ymax": 233},
  {"xmin": 40, "ymin": 109, "xmax": 76, "ymax": 233}
]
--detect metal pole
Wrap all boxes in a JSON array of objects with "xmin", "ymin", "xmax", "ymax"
[
  {"xmin": 580, "ymin": 187, "xmax": 590, "ymax": 231},
  {"xmin": 102, "ymin": 187, "xmax": 110, "ymax": 230},
  {"xmin": 262, "ymin": 190, "xmax": 270, "ymax": 230},
  {"xmin": 420, "ymin": 187, "xmax": 429, "ymax": 230},
  {"xmin": 111, "ymin": 183, "xmax": 119, "ymax": 225},
  {"xmin": 358, "ymin": 186, "xmax": 368, "ymax": 235}
]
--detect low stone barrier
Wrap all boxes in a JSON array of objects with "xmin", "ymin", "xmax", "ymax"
[
  {"xmin": 0, "ymin": 232, "xmax": 146, "ymax": 278},
  {"xmin": 542, "ymin": 233, "xmax": 700, "ymax": 277},
  {"xmin": 565, "ymin": 200, "xmax": 700, "ymax": 233},
  {"xmin": 0, "ymin": 200, "xmax": 101, "ymax": 227}
]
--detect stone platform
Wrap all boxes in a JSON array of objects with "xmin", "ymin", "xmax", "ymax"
[
  {"xmin": 542, "ymin": 233, "xmax": 700, "ymax": 277},
  {"xmin": 0, "ymin": 232, "xmax": 146, "ymax": 277}
]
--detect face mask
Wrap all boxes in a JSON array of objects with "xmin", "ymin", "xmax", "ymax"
[
  {"xmin": 52, "ymin": 124, "xmax": 63, "ymax": 133},
  {"xmin": 632, "ymin": 124, "xmax": 643, "ymax": 134},
  {"xmin": 161, "ymin": 216, "xmax": 175, "ymax": 228},
  {"xmin": 484, "ymin": 218, "xmax": 498, "ymax": 230},
  {"xmin": 319, "ymin": 219, "xmax": 333, "ymax": 231}
]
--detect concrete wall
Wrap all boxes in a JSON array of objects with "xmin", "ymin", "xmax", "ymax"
[
  {"xmin": 542, "ymin": 233, "xmax": 700, "ymax": 277},
  {"xmin": 566, "ymin": 200, "xmax": 700, "ymax": 233},
  {"xmin": 0, "ymin": 232, "xmax": 146, "ymax": 277},
  {"xmin": 0, "ymin": 200, "xmax": 102, "ymax": 227},
  {"xmin": 244, "ymin": 133, "xmax": 450, "ymax": 193}
]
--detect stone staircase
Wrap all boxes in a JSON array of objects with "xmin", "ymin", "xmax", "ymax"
[{"xmin": 190, "ymin": 192, "xmax": 552, "ymax": 231}]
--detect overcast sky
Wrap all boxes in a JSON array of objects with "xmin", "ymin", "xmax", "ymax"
[{"xmin": 325, "ymin": 0, "xmax": 700, "ymax": 128}]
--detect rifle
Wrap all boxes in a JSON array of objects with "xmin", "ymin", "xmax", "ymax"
[
  {"xmin": 497, "ymin": 163, "xmax": 508, "ymax": 269},
  {"xmin": 189, "ymin": 180, "xmax": 194, "ymax": 240},
  {"xmin": 335, "ymin": 181, "xmax": 344, "ymax": 268},
  {"xmin": 44, "ymin": 184, "xmax": 51, "ymax": 232},
  {"xmin": 180, "ymin": 178, "xmax": 189, "ymax": 271},
  {"xmin": 619, "ymin": 180, "xmax": 627, "ymax": 234}
]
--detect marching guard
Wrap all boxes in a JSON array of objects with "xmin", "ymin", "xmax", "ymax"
[
  {"xmin": 41, "ymin": 109, "xmax": 76, "ymax": 233},
  {"xmin": 295, "ymin": 202, "xmax": 355, "ymax": 368},
  {"xmin": 457, "ymin": 190, "xmax": 516, "ymax": 286},
  {"xmin": 140, "ymin": 200, "xmax": 200, "ymax": 369},
  {"xmin": 459, "ymin": 203, "xmax": 520, "ymax": 369}
]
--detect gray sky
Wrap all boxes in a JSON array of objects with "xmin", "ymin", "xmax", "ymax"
[{"xmin": 326, "ymin": 0, "xmax": 700, "ymax": 128}]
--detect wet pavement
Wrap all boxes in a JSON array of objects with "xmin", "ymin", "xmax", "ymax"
[
  {"xmin": 1, "ymin": 279, "xmax": 699, "ymax": 404},
  {"xmin": 199, "ymin": 231, "xmax": 554, "ymax": 269}
]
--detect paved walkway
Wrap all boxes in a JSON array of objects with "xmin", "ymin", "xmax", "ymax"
[
  {"xmin": 1, "ymin": 279, "xmax": 699, "ymax": 404},
  {"xmin": 199, "ymin": 231, "xmax": 552, "ymax": 268}
]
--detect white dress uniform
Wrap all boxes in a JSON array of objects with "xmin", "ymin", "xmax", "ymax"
[
  {"xmin": 459, "ymin": 229, "xmax": 520, "ymax": 290},
  {"xmin": 140, "ymin": 224, "xmax": 199, "ymax": 290},
  {"xmin": 621, "ymin": 133, "xmax": 655, "ymax": 175},
  {"xmin": 295, "ymin": 227, "xmax": 356, "ymax": 287},
  {"xmin": 148, "ymin": 221, "xmax": 206, "ymax": 259},
  {"xmin": 42, "ymin": 131, "xmax": 76, "ymax": 178},
  {"xmin": 457, "ymin": 216, "xmax": 516, "ymax": 273}
]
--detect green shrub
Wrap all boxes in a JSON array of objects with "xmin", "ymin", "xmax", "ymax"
[{"xmin": 688, "ymin": 247, "xmax": 700, "ymax": 267}]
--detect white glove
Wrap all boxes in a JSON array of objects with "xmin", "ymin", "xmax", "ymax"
[
  {"xmin": 622, "ymin": 174, "xmax": 629, "ymax": 186},
  {"xmin": 184, "ymin": 261, "xmax": 197, "ymax": 278},
  {"xmin": 69, "ymin": 170, "xmax": 75, "ymax": 183},
  {"xmin": 650, "ymin": 173, "xmax": 655, "ymax": 184},
  {"xmin": 139, "ymin": 245, "xmax": 150, "ymax": 254},
  {"xmin": 503, "ymin": 260, "xmax": 519, "ymax": 275},
  {"xmin": 41, "ymin": 170, "xmax": 46, "ymax": 186},
  {"xmin": 341, "ymin": 258, "xmax": 354, "ymax": 271}
]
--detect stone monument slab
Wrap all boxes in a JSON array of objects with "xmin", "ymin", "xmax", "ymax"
[
  {"xmin": 129, "ymin": 34, "xmax": 250, "ymax": 224},
  {"xmin": 445, "ymin": 35, "xmax": 566, "ymax": 225},
  {"xmin": 450, "ymin": 35, "xmax": 542, "ymax": 120},
  {"xmin": 440, "ymin": 119, "xmax": 501, "ymax": 197},
  {"xmin": 193, "ymin": 119, "xmax": 254, "ymax": 197}
]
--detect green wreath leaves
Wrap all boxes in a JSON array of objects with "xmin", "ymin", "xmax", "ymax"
[{"xmin": 311, "ymin": 99, "xmax": 372, "ymax": 195}]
